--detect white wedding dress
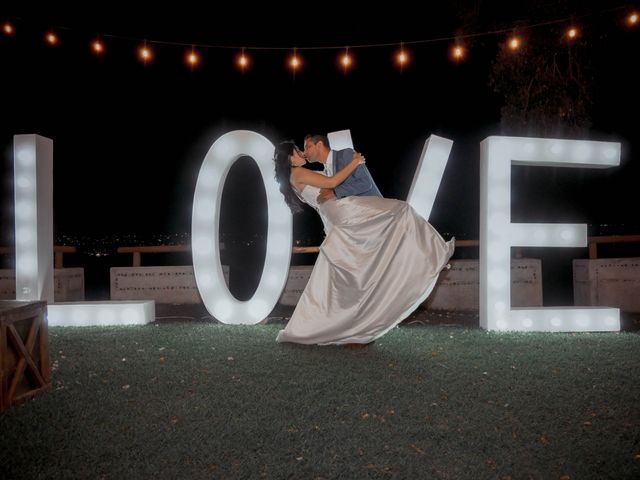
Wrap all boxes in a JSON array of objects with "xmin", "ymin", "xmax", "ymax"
[{"xmin": 276, "ymin": 183, "xmax": 455, "ymax": 345}]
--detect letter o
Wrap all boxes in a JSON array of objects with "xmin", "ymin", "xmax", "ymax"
[{"xmin": 192, "ymin": 130, "xmax": 292, "ymax": 324}]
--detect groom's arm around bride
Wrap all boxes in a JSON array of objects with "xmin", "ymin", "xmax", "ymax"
[
  {"xmin": 303, "ymin": 133, "xmax": 383, "ymax": 203},
  {"xmin": 317, "ymin": 148, "xmax": 383, "ymax": 203},
  {"xmin": 332, "ymin": 148, "xmax": 383, "ymax": 199}
]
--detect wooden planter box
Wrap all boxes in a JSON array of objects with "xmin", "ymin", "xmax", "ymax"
[{"xmin": 0, "ymin": 301, "xmax": 51, "ymax": 410}]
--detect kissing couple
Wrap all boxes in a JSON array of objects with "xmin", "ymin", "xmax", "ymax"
[{"xmin": 273, "ymin": 134, "xmax": 454, "ymax": 346}]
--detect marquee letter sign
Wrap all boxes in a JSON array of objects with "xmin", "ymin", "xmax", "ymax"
[
  {"xmin": 14, "ymin": 131, "xmax": 621, "ymax": 330},
  {"xmin": 480, "ymin": 136, "xmax": 621, "ymax": 331},
  {"xmin": 191, "ymin": 130, "xmax": 293, "ymax": 324},
  {"xmin": 13, "ymin": 134, "xmax": 54, "ymax": 303},
  {"xmin": 13, "ymin": 135, "xmax": 155, "ymax": 326}
]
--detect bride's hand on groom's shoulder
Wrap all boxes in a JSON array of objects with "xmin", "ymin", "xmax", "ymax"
[{"xmin": 352, "ymin": 151, "xmax": 366, "ymax": 165}]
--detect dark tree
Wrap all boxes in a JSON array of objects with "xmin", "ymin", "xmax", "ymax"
[{"xmin": 488, "ymin": 24, "xmax": 593, "ymax": 137}]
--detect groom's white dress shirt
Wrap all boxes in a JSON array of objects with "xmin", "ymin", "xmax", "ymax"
[{"xmin": 324, "ymin": 151, "xmax": 334, "ymax": 176}]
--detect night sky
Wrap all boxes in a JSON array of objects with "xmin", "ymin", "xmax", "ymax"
[{"xmin": 1, "ymin": 2, "xmax": 638, "ymax": 264}]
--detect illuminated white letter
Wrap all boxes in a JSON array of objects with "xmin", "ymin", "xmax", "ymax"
[
  {"xmin": 480, "ymin": 136, "xmax": 621, "ymax": 331},
  {"xmin": 12, "ymin": 134, "xmax": 155, "ymax": 326},
  {"xmin": 406, "ymin": 135, "xmax": 453, "ymax": 220},
  {"xmin": 192, "ymin": 130, "xmax": 292, "ymax": 324},
  {"xmin": 14, "ymin": 134, "xmax": 54, "ymax": 303},
  {"xmin": 327, "ymin": 130, "xmax": 354, "ymax": 151},
  {"xmin": 328, "ymin": 130, "xmax": 453, "ymax": 221}
]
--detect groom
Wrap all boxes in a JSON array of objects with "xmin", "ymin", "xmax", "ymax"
[{"xmin": 303, "ymin": 134, "xmax": 382, "ymax": 203}]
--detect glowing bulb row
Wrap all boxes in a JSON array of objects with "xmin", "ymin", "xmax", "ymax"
[{"xmin": 2, "ymin": 16, "xmax": 638, "ymax": 70}]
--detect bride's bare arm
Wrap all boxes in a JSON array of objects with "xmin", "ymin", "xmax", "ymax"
[{"xmin": 291, "ymin": 152, "xmax": 365, "ymax": 189}]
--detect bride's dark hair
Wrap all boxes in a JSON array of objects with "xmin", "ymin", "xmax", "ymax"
[{"xmin": 273, "ymin": 140, "xmax": 305, "ymax": 214}]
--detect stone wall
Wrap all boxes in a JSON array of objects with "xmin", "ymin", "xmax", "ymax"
[
  {"xmin": 574, "ymin": 258, "xmax": 640, "ymax": 312},
  {"xmin": 110, "ymin": 266, "xmax": 229, "ymax": 304},
  {"xmin": 279, "ymin": 259, "xmax": 543, "ymax": 310},
  {"xmin": 0, "ymin": 268, "xmax": 84, "ymax": 301},
  {"xmin": 425, "ymin": 258, "xmax": 543, "ymax": 310}
]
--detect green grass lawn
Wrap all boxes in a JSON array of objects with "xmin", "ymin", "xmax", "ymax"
[{"xmin": 1, "ymin": 322, "xmax": 639, "ymax": 479}]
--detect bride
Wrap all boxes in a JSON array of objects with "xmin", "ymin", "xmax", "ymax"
[{"xmin": 273, "ymin": 141, "xmax": 454, "ymax": 345}]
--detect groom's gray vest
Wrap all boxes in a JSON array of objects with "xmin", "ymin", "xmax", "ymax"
[{"xmin": 332, "ymin": 148, "xmax": 383, "ymax": 199}]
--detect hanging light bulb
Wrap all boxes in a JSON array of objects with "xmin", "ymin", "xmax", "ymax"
[
  {"xmin": 508, "ymin": 37, "xmax": 521, "ymax": 50},
  {"xmin": 185, "ymin": 47, "xmax": 201, "ymax": 69},
  {"xmin": 628, "ymin": 12, "xmax": 638, "ymax": 26},
  {"xmin": 395, "ymin": 45, "xmax": 410, "ymax": 70},
  {"xmin": 45, "ymin": 31, "xmax": 59, "ymax": 46},
  {"xmin": 236, "ymin": 49, "xmax": 250, "ymax": 71},
  {"xmin": 2, "ymin": 21, "xmax": 15, "ymax": 36},
  {"xmin": 451, "ymin": 45, "xmax": 465, "ymax": 61},
  {"xmin": 138, "ymin": 43, "xmax": 153, "ymax": 64},
  {"xmin": 288, "ymin": 49, "xmax": 302, "ymax": 73},
  {"xmin": 91, "ymin": 39, "xmax": 105, "ymax": 55},
  {"xmin": 339, "ymin": 48, "xmax": 353, "ymax": 72},
  {"xmin": 567, "ymin": 27, "xmax": 579, "ymax": 40}
]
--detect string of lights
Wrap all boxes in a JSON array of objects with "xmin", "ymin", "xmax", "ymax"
[{"xmin": 1, "ymin": 8, "xmax": 638, "ymax": 72}]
